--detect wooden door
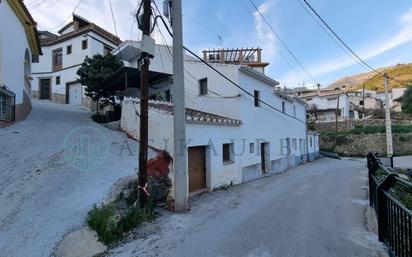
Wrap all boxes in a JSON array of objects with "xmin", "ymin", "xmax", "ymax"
[
  {"xmin": 188, "ymin": 146, "xmax": 206, "ymax": 193},
  {"xmin": 39, "ymin": 79, "xmax": 50, "ymax": 100}
]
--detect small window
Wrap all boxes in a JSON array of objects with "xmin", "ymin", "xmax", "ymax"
[
  {"xmin": 254, "ymin": 90, "xmax": 260, "ymax": 107},
  {"xmin": 82, "ymin": 39, "xmax": 88, "ymax": 50},
  {"xmin": 282, "ymin": 101, "xmax": 286, "ymax": 113},
  {"xmin": 293, "ymin": 106, "xmax": 296, "ymax": 117},
  {"xmin": 56, "ymin": 76, "xmax": 60, "ymax": 85},
  {"xmin": 66, "ymin": 45, "xmax": 72, "ymax": 55},
  {"xmin": 104, "ymin": 45, "xmax": 113, "ymax": 56},
  {"xmin": 292, "ymin": 139, "xmax": 297, "ymax": 150},
  {"xmin": 310, "ymin": 137, "xmax": 313, "ymax": 147},
  {"xmin": 249, "ymin": 143, "xmax": 255, "ymax": 154},
  {"xmin": 32, "ymin": 55, "xmax": 39, "ymax": 63},
  {"xmin": 359, "ymin": 100, "xmax": 364, "ymax": 106},
  {"xmin": 223, "ymin": 143, "xmax": 234, "ymax": 164},
  {"xmin": 199, "ymin": 78, "xmax": 208, "ymax": 95}
]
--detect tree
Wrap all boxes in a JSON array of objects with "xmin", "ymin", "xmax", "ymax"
[
  {"xmin": 400, "ymin": 87, "xmax": 412, "ymax": 114},
  {"xmin": 76, "ymin": 54, "xmax": 123, "ymax": 116}
]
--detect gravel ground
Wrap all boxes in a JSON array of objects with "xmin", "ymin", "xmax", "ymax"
[
  {"xmin": 107, "ymin": 158, "xmax": 387, "ymax": 257},
  {"xmin": 0, "ymin": 101, "xmax": 155, "ymax": 257}
]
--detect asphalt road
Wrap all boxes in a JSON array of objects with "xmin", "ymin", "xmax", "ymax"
[{"xmin": 108, "ymin": 158, "xmax": 387, "ymax": 257}]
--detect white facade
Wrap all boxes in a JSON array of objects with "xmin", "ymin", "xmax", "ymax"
[
  {"xmin": 31, "ymin": 15, "xmax": 120, "ymax": 105},
  {"xmin": 302, "ymin": 93, "xmax": 352, "ymax": 121},
  {"xmin": 0, "ymin": 0, "xmax": 41, "ymax": 126},
  {"xmin": 117, "ymin": 42, "xmax": 320, "ymax": 190}
]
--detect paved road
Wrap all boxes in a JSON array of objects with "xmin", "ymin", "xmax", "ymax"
[
  {"xmin": 0, "ymin": 101, "xmax": 154, "ymax": 257},
  {"xmin": 394, "ymin": 156, "xmax": 412, "ymax": 169},
  {"xmin": 108, "ymin": 158, "xmax": 387, "ymax": 257}
]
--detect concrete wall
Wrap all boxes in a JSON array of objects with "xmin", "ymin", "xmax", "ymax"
[{"xmin": 0, "ymin": 1, "xmax": 33, "ymax": 126}]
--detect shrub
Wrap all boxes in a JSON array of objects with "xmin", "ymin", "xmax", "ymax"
[{"xmin": 87, "ymin": 204, "xmax": 155, "ymax": 245}]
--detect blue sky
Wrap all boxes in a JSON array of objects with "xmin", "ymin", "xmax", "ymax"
[{"xmin": 26, "ymin": 0, "xmax": 412, "ymax": 88}]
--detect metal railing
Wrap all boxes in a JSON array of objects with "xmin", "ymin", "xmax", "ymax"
[
  {"xmin": 0, "ymin": 84, "xmax": 16, "ymax": 122},
  {"xmin": 367, "ymin": 153, "xmax": 412, "ymax": 257}
]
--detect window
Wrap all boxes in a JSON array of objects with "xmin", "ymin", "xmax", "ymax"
[
  {"xmin": 104, "ymin": 45, "xmax": 113, "ymax": 56},
  {"xmin": 82, "ymin": 39, "xmax": 88, "ymax": 50},
  {"xmin": 199, "ymin": 78, "xmax": 208, "ymax": 95},
  {"xmin": 359, "ymin": 100, "xmax": 364, "ymax": 106},
  {"xmin": 309, "ymin": 137, "xmax": 313, "ymax": 147},
  {"xmin": 32, "ymin": 55, "xmax": 39, "ymax": 63},
  {"xmin": 254, "ymin": 90, "xmax": 260, "ymax": 107},
  {"xmin": 282, "ymin": 101, "xmax": 286, "ymax": 113},
  {"xmin": 223, "ymin": 143, "xmax": 234, "ymax": 164},
  {"xmin": 56, "ymin": 76, "xmax": 60, "ymax": 85},
  {"xmin": 249, "ymin": 143, "xmax": 255, "ymax": 154},
  {"xmin": 165, "ymin": 89, "xmax": 171, "ymax": 102},
  {"xmin": 52, "ymin": 48, "xmax": 63, "ymax": 71},
  {"xmin": 292, "ymin": 139, "xmax": 297, "ymax": 150},
  {"xmin": 66, "ymin": 45, "xmax": 72, "ymax": 55},
  {"xmin": 293, "ymin": 105, "xmax": 296, "ymax": 117}
]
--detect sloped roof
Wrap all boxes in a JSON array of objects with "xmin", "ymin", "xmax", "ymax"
[
  {"xmin": 8, "ymin": 0, "xmax": 42, "ymax": 55},
  {"xmin": 128, "ymin": 100, "xmax": 242, "ymax": 126},
  {"xmin": 40, "ymin": 14, "xmax": 121, "ymax": 46}
]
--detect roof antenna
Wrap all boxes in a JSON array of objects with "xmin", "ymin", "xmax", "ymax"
[{"xmin": 217, "ymin": 35, "xmax": 222, "ymax": 48}]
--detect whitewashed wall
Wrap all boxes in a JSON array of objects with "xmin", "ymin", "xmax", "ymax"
[
  {"xmin": 0, "ymin": 1, "xmax": 32, "ymax": 105},
  {"xmin": 32, "ymin": 31, "xmax": 118, "ymax": 97}
]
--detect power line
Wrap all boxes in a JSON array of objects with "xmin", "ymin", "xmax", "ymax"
[
  {"xmin": 151, "ymin": 3, "xmax": 305, "ymax": 124},
  {"xmin": 38, "ymin": 0, "xmax": 84, "ymax": 30},
  {"xmin": 246, "ymin": 0, "xmax": 318, "ymax": 85},
  {"xmin": 238, "ymin": 0, "xmax": 307, "ymax": 85},
  {"xmin": 301, "ymin": 0, "xmax": 411, "ymax": 88}
]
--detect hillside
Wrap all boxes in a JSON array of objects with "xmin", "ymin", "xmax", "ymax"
[{"xmin": 329, "ymin": 63, "xmax": 412, "ymax": 91}]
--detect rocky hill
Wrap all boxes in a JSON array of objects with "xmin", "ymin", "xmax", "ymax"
[{"xmin": 329, "ymin": 63, "xmax": 412, "ymax": 91}]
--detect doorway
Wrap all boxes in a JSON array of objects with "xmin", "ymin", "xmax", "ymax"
[
  {"xmin": 260, "ymin": 142, "xmax": 270, "ymax": 173},
  {"xmin": 66, "ymin": 82, "xmax": 82, "ymax": 105},
  {"xmin": 188, "ymin": 146, "xmax": 207, "ymax": 193},
  {"xmin": 39, "ymin": 78, "xmax": 51, "ymax": 100}
]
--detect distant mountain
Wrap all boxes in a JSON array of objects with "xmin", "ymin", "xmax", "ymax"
[{"xmin": 328, "ymin": 63, "xmax": 412, "ymax": 91}]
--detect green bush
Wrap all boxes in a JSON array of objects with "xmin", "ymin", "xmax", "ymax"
[{"xmin": 87, "ymin": 204, "xmax": 155, "ymax": 245}]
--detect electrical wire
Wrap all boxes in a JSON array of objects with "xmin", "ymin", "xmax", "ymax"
[
  {"xmin": 246, "ymin": 0, "xmax": 318, "ymax": 85},
  {"xmin": 38, "ymin": 0, "xmax": 84, "ymax": 30},
  {"xmin": 301, "ymin": 0, "xmax": 411, "ymax": 88}
]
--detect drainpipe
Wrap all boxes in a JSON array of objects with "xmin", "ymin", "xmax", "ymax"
[{"xmin": 305, "ymin": 106, "xmax": 309, "ymax": 161}]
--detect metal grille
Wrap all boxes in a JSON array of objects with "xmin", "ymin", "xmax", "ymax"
[
  {"xmin": 0, "ymin": 84, "xmax": 16, "ymax": 121},
  {"xmin": 367, "ymin": 153, "xmax": 412, "ymax": 257}
]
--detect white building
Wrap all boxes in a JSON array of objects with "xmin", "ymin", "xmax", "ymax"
[
  {"xmin": 0, "ymin": 0, "xmax": 42, "ymax": 127},
  {"xmin": 31, "ymin": 14, "xmax": 121, "ymax": 106},
  {"xmin": 299, "ymin": 91, "xmax": 356, "ymax": 122},
  {"xmin": 99, "ymin": 42, "xmax": 319, "ymax": 192}
]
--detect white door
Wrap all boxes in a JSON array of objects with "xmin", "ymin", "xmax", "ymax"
[{"xmin": 69, "ymin": 84, "xmax": 82, "ymax": 105}]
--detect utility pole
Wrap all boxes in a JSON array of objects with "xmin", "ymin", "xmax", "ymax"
[
  {"xmin": 362, "ymin": 82, "xmax": 365, "ymax": 118},
  {"xmin": 384, "ymin": 73, "xmax": 393, "ymax": 157},
  {"xmin": 335, "ymin": 94, "xmax": 340, "ymax": 133},
  {"xmin": 137, "ymin": 0, "xmax": 152, "ymax": 208},
  {"xmin": 172, "ymin": 0, "xmax": 189, "ymax": 213}
]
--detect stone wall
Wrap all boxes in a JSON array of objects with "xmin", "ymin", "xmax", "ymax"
[
  {"xmin": 314, "ymin": 119, "xmax": 412, "ymax": 132},
  {"xmin": 320, "ymin": 133, "xmax": 412, "ymax": 156}
]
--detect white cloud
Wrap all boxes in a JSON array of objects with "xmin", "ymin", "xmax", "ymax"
[
  {"xmin": 281, "ymin": 7, "xmax": 412, "ymax": 87},
  {"xmin": 252, "ymin": 0, "xmax": 278, "ymax": 61}
]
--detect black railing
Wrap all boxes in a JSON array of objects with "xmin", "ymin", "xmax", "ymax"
[
  {"xmin": 367, "ymin": 153, "xmax": 412, "ymax": 257},
  {"xmin": 0, "ymin": 84, "xmax": 16, "ymax": 122}
]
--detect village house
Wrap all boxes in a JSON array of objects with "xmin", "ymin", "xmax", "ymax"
[
  {"xmin": 94, "ymin": 42, "xmax": 319, "ymax": 192},
  {"xmin": 0, "ymin": 0, "xmax": 42, "ymax": 128},
  {"xmin": 297, "ymin": 89, "xmax": 359, "ymax": 122},
  {"xmin": 346, "ymin": 89, "xmax": 383, "ymax": 110},
  {"xmin": 31, "ymin": 14, "xmax": 121, "ymax": 106}
]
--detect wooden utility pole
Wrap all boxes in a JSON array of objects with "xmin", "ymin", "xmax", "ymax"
[
  {"xmin": 172, "ymin": 0, "xmax": 189, "ymax": 213},
  {"xmin": 138, "ymin": 0, "xmax": 152, "ymax": 208},
  {"xmin": 384, "ymin": 73, "xmax": 393, "ymax": 157}
]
